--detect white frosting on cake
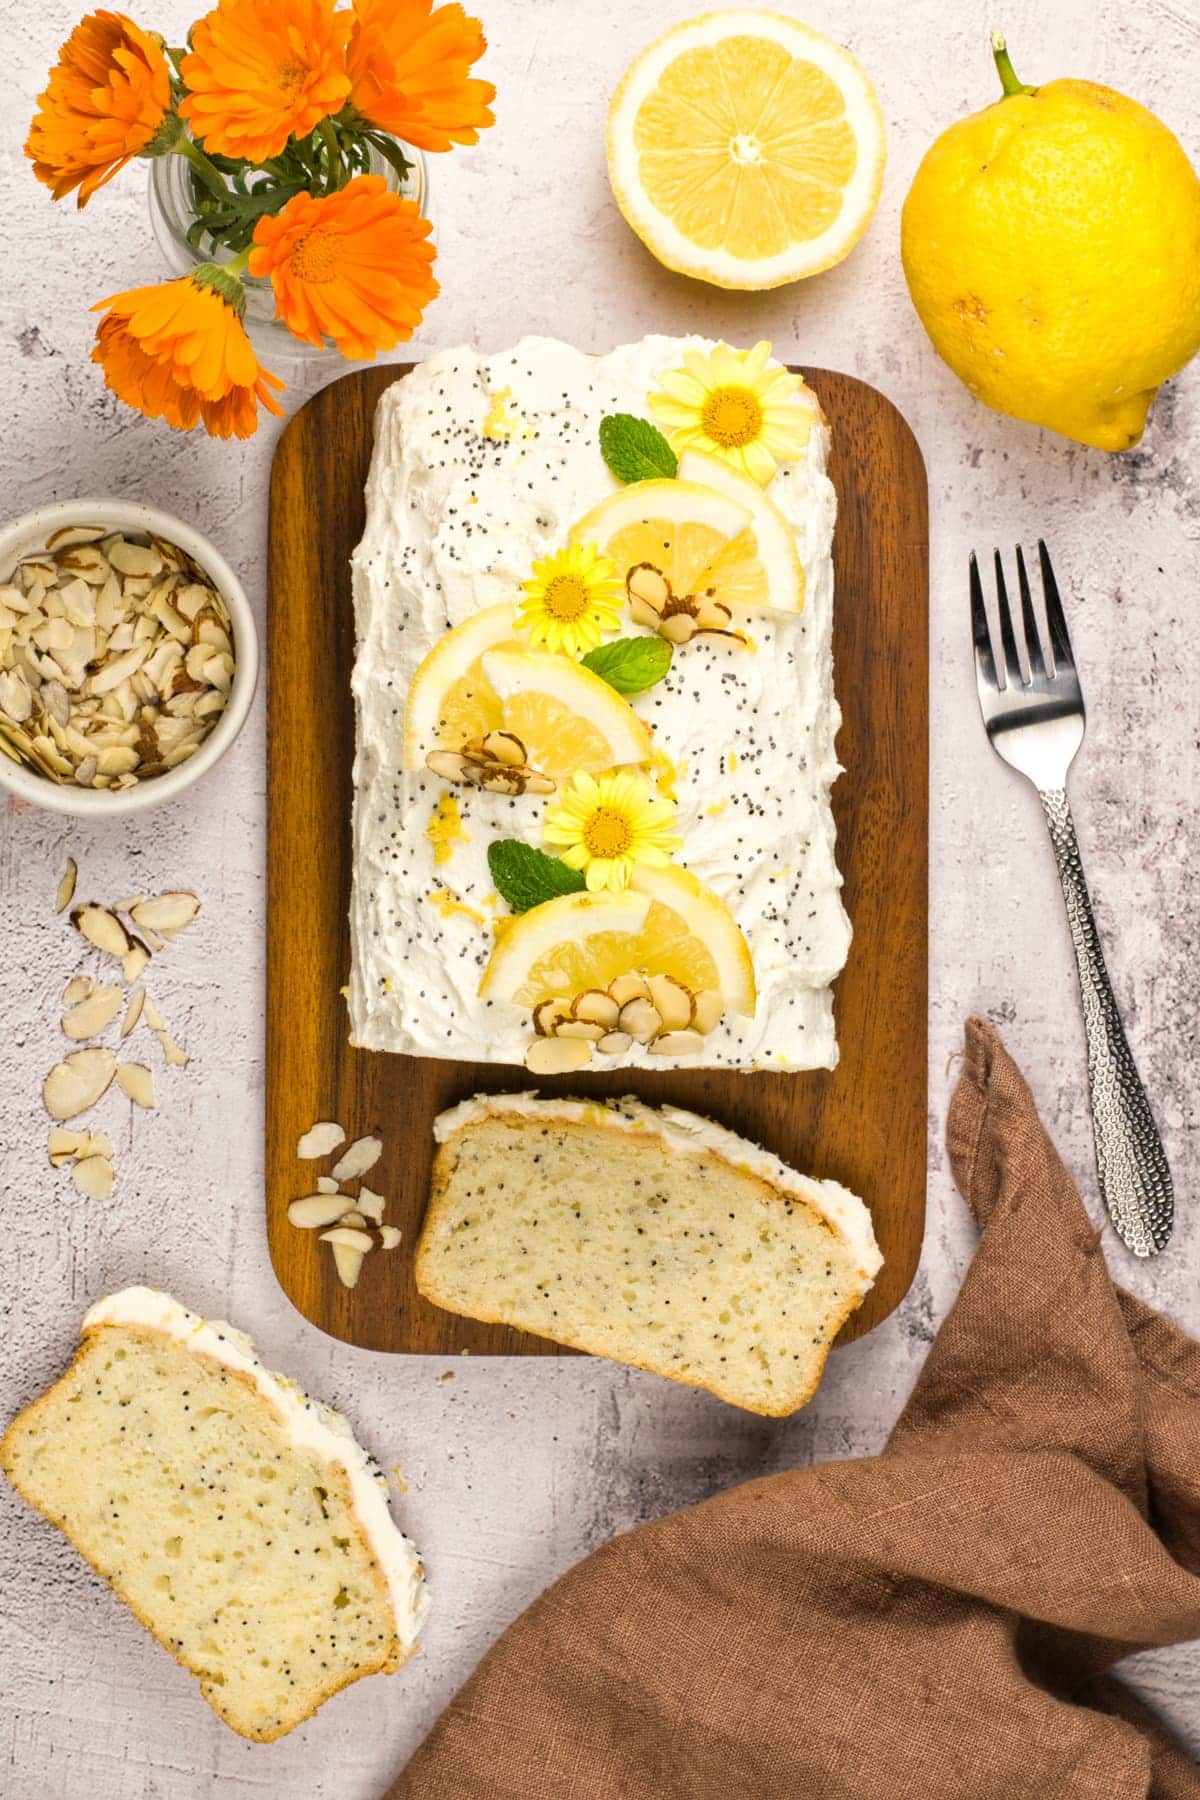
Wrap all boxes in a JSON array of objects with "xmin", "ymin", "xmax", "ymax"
[
  {"xmin": 434, "ymin": 1092, "xmax": 882, "ymax": 1284},
  {"xmin": 349, "ymin": 334, "xmax": 850, "ymax": 1070},
  {"xmin": 82, "ymin": 1288, "xmax": 429, "ymax": 1651}
]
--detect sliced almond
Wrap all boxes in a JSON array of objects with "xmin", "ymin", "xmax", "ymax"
[
  {"xmin": 691, "ymin": 990, "xmax": 725, "ymax": 1035},
  {"xmin": 626, "ymin": 563, "xmax": 670, "ymax": 611},
  {"xmin": 297, "ymin": 1120, "xmax": 346, "ymax": 1159},
  {"xmin": 71, "ymin": 904, "xmax": 130, "ymax": 958},
  {"xmin": 647, "ymin": 973, "xmax": 694, "ymax": 1031},
  {"xmin": 556, "ymin": 1018, "xmax": 605, "ymax": 1041},
  {"xmin": 116, "ymin": 1062, "xmax": 156, "ymax": 1108},
  {"xmin": 320, "ymin": 1226, "xmax": 375, "ymax": 1251},
  {"xmin": 532, "ymin": 997, "xmax": 572, "ymax": 1037},
  {"xmin": 647, "ymin": 1029, "xmax": 705, "ymax": 1057},
  {"xmin": 339, "ymin": 1209, "xmax": 368, "ymax": 1229},
  {"xmin": 72, "ymin": 1155, "xmax": 115, "ymax": 1200},
  {"xmin": 607, "ymin": 973, "xmax": 650, "ymax": 1007},
  {"xmin": 43, "ymin": 1046, "xmax": 117, "ymax": 1120},
  {"xmin": 571, "ymin": 989, "xmax": 621, "ymax": 1029},
  {"xmin": 62, "ymin": 983, "xmax": 124, "ymax": 1040},
  {"xmin": 120, "ymin": 986, "xmax": 145, "ymax": 1039},
  {"xmin": 129, "ymin": 891, "xmax": 201, "ymax": 937},
  {"xmin": 524, "ymin": 1035, "xmax": 592, "ymax": 1074},
  {"xmin": 80, "ymin": 1130, "xmax": 113, "ymax": 1160},
  {"xmin": 155, "ymin": 1030, "xmax": 190, "ymax": 1068},
  {"xmin": 122, "ymin": 938, "xmax": 151, "ymax": 983},
  {"xmin": 48, "ymin": 1127, "xmax": 86, "ymax": 1167},
  {"xmin": 62, "ymin": 975, "xmax": 93, "ymax": 1007},
  {"xmin": 316, "ymin": 1175, "xmax": 340, "ymax": 1194},
  {"xmin": 596, "ymin": 1031, "xmax": 633, "ymax": 1056},
  {"xmin": 480, "ymin": 729, "xmax": 527, "ymax": 767},
  {"xmin": 659, "ymin": 613, "xmax": 696, "ymax": 645},
  {"xmin": 142, "ymin": 994, "xmax": 165, "ymax": 1031},
  {"xmin": 617, "ymin": 997, "xmax": 663, "ymax": 1044},
  {"xmin": 356, "ymin": 1186, "xmax": 385, "ymax": 1225},
  {"xmin": 379, "ymin": 1226, "xmax": 402, "ymax": 1251},
  {"xmin": 330, "ymin": 1135, "xmax": 383, "ymax": 1181},
  {"xmin": 288, "ymin": 1194, "xmax": 352, "ymax": 1229},
  {"xmin": 54, "ymin": 857, "xmax": 78, "ymax": 915},
  {"xmin": 328, "ymin": 1240, "xmax": 366, "ymax": 1290}
]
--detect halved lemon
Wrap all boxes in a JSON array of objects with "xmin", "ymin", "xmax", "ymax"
[
  {"xmin": 572, "ymin": 476, "xmax": 791, "ymax": 614},
  {"xmin": 676, "ymin": 449, "xmax": 805, "ymax": 612},
  {"xmin": 480, "ymin": 649, "xmax": 652, "ymax": 777},
  {"xmin": 480, "ymin": 860, "xmax": 756, "ymax": 1016},
  {"xmin": 607, "ymin": 10, "xmax": 886, "ymax": 291},
  {"xmin": 403, "ymin": 604, "xmax": 522, "ymax": 768}
]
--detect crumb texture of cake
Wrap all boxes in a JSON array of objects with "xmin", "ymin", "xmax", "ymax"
[
  {"xmin": 1, "ymin": 1288, "xmax": 429, "ymax": 1742},
  {"xmin": 349, "ymin": 335, "xmax": 850, "ymax": 1072},
  {"xmin": 418, "ymin": 1096, "xmax": 882, "ymax": 1416}
]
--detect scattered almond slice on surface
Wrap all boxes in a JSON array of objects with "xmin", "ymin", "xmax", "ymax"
[
  {"xmin": 48, "ymin": 1127, "xmax": 87, "ymax": 1167},
  {"xmin": 155, "ymin": 1030, "xmax": 189, "ymax": 1068},
  {"xmin": 330, "ymin": 1136, "xmax": 382, "ymax": 1182},
  {"xmin": 356, "ymin": 1187, "xmax": 385, "ymax": 1225},
  {"xmin": 297, "ymin": 1121, "xmax": 346, "ymax": 1159},
  {"xmin": 288, "ymin": 1194, "xmax": 353, "ymax": 1229},
  {"xmin": 71, "ymin": 904, "xmax": 130, "ymax": 958},
  {"xmin": 320, "ymin": 1227, "xmax": 374, "ymax": 1291},
  {"xmin": 379, "ymin": 1226, "xmax": 402, "ymax": 1250},
  {"xmin": 129, "ymin": 892, "xmax": 201, "ymax": 938},
  {"xmin": 316, "ymin": 1175, "xmax": 339, "ymax": 1194},
  {"xmin": 44, "ymin": 1047, "xmax": 117, "ymax": 1121},
  {"xmin": 339, "ymin": 1209, "xmax": 368, "ymax": 1229},
  {"xmin": 61, "ymin": 984, "xmax": 124, "ymax": 1041},
  {"xmin": 55, "ymin": 859, "xmax": 78, "ymax": 915},
  {"xmin": 116, "ymin": 1063, "xmax": 156, "ymax": 1109},
  {"xmin": 62, "ymin": 975, "xmax": 92, "ymax": 1007},
  {"xmin": 122, "ymin": 939, "xmax": 151, "ymax": 983},
  {"xmin": 120, "ymin": 987, "xmax": 145, "ymax": 1038},
  {"xmin": 72, "ymin": 1155, "xmax": 115, "ymax": 1200}
]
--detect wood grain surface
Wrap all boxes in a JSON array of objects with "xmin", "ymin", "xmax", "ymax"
[{"xmin": 266, "ymin": 365, "xmax": 928, "ymax": 1358}]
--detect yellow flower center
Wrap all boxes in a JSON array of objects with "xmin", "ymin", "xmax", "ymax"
[
  {"xmin": 289, "ymin": 225, "xmax": 338, "ymax": 283},
  {"xmin": 542, "ymin": 573, "xmax": 591, "ymax": 622},
  {"xmin": 583, "ymin": 808, "xmax": 633, "ymax": 859},
  {"xmin": 701, "ymin": 384, "xmax": 764, "ymax": 448}
]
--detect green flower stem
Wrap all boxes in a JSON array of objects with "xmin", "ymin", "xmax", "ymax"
[
  {"xmin": 990, "ymin": 31, "xmax": 1035, "ymax": 97},
  {"xmin": 318, "ymin": 117, "xmax": 346, "ymax": 191},
  {"xmin": 173, "ymin": 132, "xmax": 231, "ymax": 202}
]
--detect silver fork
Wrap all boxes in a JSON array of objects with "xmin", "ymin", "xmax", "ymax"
[{"xmin": 969, "ymin": 541, "xmax": 1173, "ymax": 1257}]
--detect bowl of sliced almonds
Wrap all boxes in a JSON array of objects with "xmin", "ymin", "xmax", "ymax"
[{"xmin": 0, "ymin": 498, "xmax": 257, "ymax": 815}]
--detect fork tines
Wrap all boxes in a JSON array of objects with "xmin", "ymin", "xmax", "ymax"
[{"xmin": 970, "ymin": 539, "xmax": 1076, "ymax": 693}]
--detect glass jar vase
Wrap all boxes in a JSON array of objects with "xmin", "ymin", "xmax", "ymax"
[{"xmin": 148, "ymin": 139, "xmax": 429, "ymax": 363}]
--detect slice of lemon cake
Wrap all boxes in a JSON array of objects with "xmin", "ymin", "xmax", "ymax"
[
  {"xmin": 1, "ymin": 1289, "xmax": 429, "ymax": 1741},
  {"xmin": 417, "ymin": 1095, "xmax": 882, "ymax": 1415},
  {"xmin": 349, "ymin": 334, "xmax": 851, "ymax": 1074}
]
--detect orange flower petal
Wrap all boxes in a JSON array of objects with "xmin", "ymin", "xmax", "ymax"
[
  {"xmin": 27, "ymin": 10, "xmax": 172, "ymax": 207},
  {"xmin": 346, "ymin": 0, "xmax": 495, "ymax": 151},
  {"xmin": 180, "ymin": 0, "xmax": 352, "ymax": 163}
]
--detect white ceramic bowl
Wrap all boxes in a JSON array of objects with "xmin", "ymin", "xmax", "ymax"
[{"xmin": 0, "ymin": 498, "xmax": 258, "ymax": 817}]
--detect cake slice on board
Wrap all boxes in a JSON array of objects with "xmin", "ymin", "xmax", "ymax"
[
  {"xmin": 418, "ymin": 1095, "xmax": 882, "ymax": 1416},
  {"xmin": 2, "ymin": 1288, "xmax": 428, "ymax": 1741}
]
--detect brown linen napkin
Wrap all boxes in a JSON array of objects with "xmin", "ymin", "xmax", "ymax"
[{"xmin": 388, "ymin": 1019, "xmax": 1200, "ymax": 1799}]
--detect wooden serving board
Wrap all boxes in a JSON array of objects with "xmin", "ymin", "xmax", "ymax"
[{"xmin": 267, "ymin": 365, "xmax": 928, "ymax": 1356}]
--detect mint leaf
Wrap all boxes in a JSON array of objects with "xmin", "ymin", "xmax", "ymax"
[
  {"xmin": 580, "ymin": 635, "xmax": 673, "ymax": 696},
  {"xmin": 488, "ymin": 841, "xmax": 586, "ymax": 913},
  {"xmin": 599, "ymin": 413, "xmax": 677, "ymax": 484}
]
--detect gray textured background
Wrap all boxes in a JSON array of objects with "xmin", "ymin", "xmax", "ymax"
[{"xmin": 1, "ymin": 0, "xmax": 1198, "ymax": 1794}]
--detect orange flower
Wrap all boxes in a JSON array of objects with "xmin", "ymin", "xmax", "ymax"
[
  {"xmin": 249, "ymin": 174, "xmax": 438, "ymax": 359},
  {"xmin": 347, "ymin": 0, "xmax": 495, "ymax": 152},
  {"xmin": 180, "ymin": 0, "xmax": 352, "ymax": 163},
  {"xmin": 26, "ymin": 10, "xmax": 174, "ymax": 207},
  {"xmin": 92, "ymin": 269, "xmax": 285, "ymax": 439}
]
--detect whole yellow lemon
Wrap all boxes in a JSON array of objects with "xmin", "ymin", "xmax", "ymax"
[{"xmin": 901, "ymin": 35, "xmax": 1200, "ymax": 450}]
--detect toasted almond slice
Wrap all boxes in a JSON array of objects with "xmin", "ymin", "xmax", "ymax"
[
  {"xmin": 607, "ymin": 973, "xmax": 650, "ymax": 1007},
  {"xmin": 43, "ymin": 1046, "xmax": 117, "ymax": 1120},
  {"xmin": 330, "ymin": 1135, "xmax": 383, "ymax": 1181},
  {"xmin": 155, "ymin": 1030, "xmax": 190, "ymax": 1068},
  {"xmin": 297, "ymin": 1120, "xmax": 345, "ymax": 1159},
  {"xmin": 316, "ymin": 1175, "xmax": 340, "ymax": 1194},
  {"xmin": 524, "ymin": 1035, "xmax": 592, "ymax": 1074},
  {"xmin": 54, "ymin": 857, "xmax": 78, "ymax": 915},
  {"xmin": 647, "ymin": 973, "xmax": 694, "ymax": 1031},
  {"xmin": 71, "ymin": 904, "xmax": 129, "ymax": 958},
  {"xmin": 80, "ymin": 1130, "xmax": 113, "ymax": 1160},
  {"xmin": 129, "ymin": 891, "xmax": 201, "ymax": 937},
  {"xmin": 339, "ymin": 1209, "xmax": 368, "ymax": 1229},
  {"xmin": 356, "ymin": 1187, "xmax": 385, "ymax": 1225},
  {"xmin": 532, "ymin": 997, "xmax": 572, "ymax": 1037},
  {"xmin": 107, "ymin": 539, "xmax": 161, "ymax": 578},
  {"xmin": 691, "ymin": 990, "xmax": 725, "ymax": 1035},
  {"xmin": 328, "ymin": 1239, "xmax": 366, "ymax": 1289},
  {"xmin": 116, "ymin": 1062, "xmax": 156, "ymax": 1108},
  {"xmin": 572, "ymin": 989, "xmax": 621, "ymax": 1029},
  {"xmin": 647, "ymin": 1029, "xmax": 705, "ymax": 1057},
  {"xmin": 120, "ymin": 986, "xmax": 145, "ymax": 1038},
  {"xmin": 379, "ymin": 1225, "xmax": 402, "ymax": 1250},
  {"xmin": 288, "ymin": 1194, "xmax": 352, "ymax": 1229},
  {"xmin": 596, "ymin": 1031, "xmax": 633, "ymax": 1056},
  {"xmin": 556, "ymin": 1019, "xmax": 605, "ymax": 1041},
  {"xmin": 320, "ymin": 1226, "xmax": 375, "ymax": 1252},
  {"xmin": 62, "ymin": 983, "xmax": 123, "ymax": 1040},
  {"xmin": 46, "ymin": 524, "xmax": 107, "ymax": 551},
  {"xmin": 121, "ymin": 938, "xmax": 151, "ymax": 983},
  {"xmin": 617, "ymin": 997, "xmax": 663, "ymax": 1044},
  {"xmin": 72, "ymin": 1155, "xmax": 115, "ymax": 1200},
  {"xmin": 48, "ymin": 1127, "xmax": 86, "ymax": 1167},
  {"xmin": 62, "ymin": 975, "xmax": 93, "ymax": 1007}
]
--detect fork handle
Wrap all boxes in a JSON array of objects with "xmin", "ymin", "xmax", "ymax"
[{"xmin": 1038, "ymin": 787, "xmax": 1173, "ymax": 1256}]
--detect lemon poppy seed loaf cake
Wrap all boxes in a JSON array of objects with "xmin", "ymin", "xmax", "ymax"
[
  {"xmin": 417, "ymin": 1095, "xmax": 881, "ymax": 1415},
  {"xmin": 1, "ymin": 1288, "xmax": 429, "ymax": 1741}
]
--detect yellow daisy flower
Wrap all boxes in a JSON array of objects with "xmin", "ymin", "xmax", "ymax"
[
  {"xmin": 517, "ymin": 541, "xmax": 624, "ymax": 657},
  {"xmin": 543, "ymin": 769, "xmax": 680, "ymax": 892},
  {"xmin": 648, "ymin": 340, "xmax": 814, "ymax": 485}
]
